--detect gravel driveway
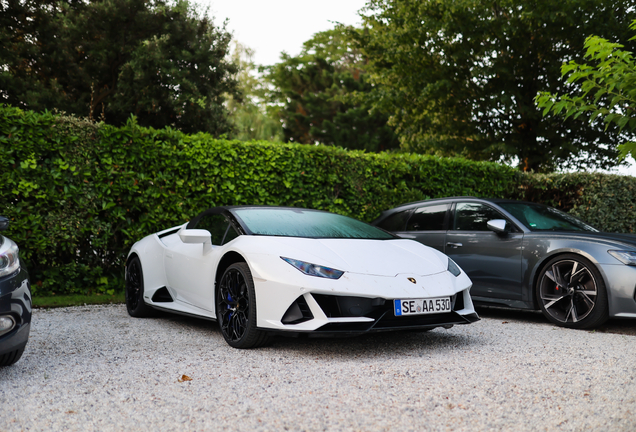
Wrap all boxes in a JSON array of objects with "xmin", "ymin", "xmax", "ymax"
[{"xmin": 1, "ymin": 304, "xmax": 635, "ymax": 431}]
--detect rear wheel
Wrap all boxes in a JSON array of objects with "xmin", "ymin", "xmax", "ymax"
[
  {"xmin": 536, "ymin": 254, "xmax": 608, "ymax": 329},
  {"xmin": 125, "ymin": 256, "xmax": 154, "ymax": 317},
  {"xmin": 216, "ymin": 262, "xmax": 270, "ymax": 349}
]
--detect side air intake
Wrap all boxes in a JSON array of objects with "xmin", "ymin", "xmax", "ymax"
[
  {"xmin": 151, "ymin": 287, "xmax": 174, "ymax": 303},
  {"xmin": 281, "ymin": 296, "xmax": 314, "ymax": 325}
]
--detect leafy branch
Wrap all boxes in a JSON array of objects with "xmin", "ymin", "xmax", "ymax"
[{"xmin": 536, "ymin": 20, "xmax": 636, "ymax": 160}]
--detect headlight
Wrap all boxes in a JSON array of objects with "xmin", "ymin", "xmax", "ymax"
[
  {"xmin": 608, "ymin": 250, "xmax": 636, "ymax": 266},
  {"xmin": 281, "ymin": 257, "xmax": 344, "ymax": 279},
  {"xmin": 0, "ymin": 238, "xmax": 20, "ymax": 277},
  {"xmin": 447, "ymin": 257, "xmax": 461, "ymax": 277}
]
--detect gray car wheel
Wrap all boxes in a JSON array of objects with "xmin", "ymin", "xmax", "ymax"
[{"xmin": 536, "ymin": 254, "xmax": 609, "ymax": 329}]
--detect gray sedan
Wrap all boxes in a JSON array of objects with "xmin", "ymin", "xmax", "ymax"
[{"xmin": 373, "ymin": 197, "xmax": 636, "ymax": 329}]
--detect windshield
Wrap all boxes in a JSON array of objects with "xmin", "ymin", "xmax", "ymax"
[
  {"xmin": 232, "ymin": 208, "xmax": 396, "ymax": 239},
  {"xmin": 498, "ymin": 202, "xmax": 598, "ymax": 232}
]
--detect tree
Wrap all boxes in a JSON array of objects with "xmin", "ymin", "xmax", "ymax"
[
  {"xmin": 361, "ymin": 0, "xmax": 636, "ymax": 171},
  {"xmin": 536, "ymin": 20, "xmax": 636, "ymax": 161},
  {"xmin": 225, "ymin": 42, "xmax": 284, "ymax": 142},
  {"xmin": 265, "ymin": 25, "xmax": 399, "ymax": 152},
  {"xmin": 0, "ymin": 0, "xmax": 238, "ymax": 135}
]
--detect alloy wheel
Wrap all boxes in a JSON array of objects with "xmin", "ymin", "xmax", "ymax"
[
  {"xmin": 126, "ymin": 259, "xmax": 142, "ymax": 311},
  {"xmin": 538, "ymin": 259, "xmax": 598, "ymax": 324},
  {"xmin": 217, "ymin": 267, "xmax": 250, "ymax": 342}
]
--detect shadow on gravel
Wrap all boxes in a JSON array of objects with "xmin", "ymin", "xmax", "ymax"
[
  {"xmin": 476, "ymin": 305, "xmax": 636, "ymax": 336},
  {"xmin": 270, "ymin": 329, "xmax": 478, "ymax": 359},
  {"xmin": 154, "ymin": 312, "xmax": 477, "ymax": 356},
  {"xmin": 149, "ymin": 305, "xmax": 635, "ymax": 360}
]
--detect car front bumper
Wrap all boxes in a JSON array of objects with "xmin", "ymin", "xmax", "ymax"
[
  {"xmin": 598, "ymin": 263, "xmax": 636, "ymax": 318},
  {"xmin": 0, "ymin": 267, "xmax": 32, "ymax": 357},
  {"xmin": 249, "ymin": 258, "xmax": 479, "ymax": 334}
]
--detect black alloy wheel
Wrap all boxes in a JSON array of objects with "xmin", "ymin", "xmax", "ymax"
[
  {"xmin": 216, "ymin": 262, "xmax": 270, "ymax": 349},
  {"xmin": 536, "ymin": 254, "xmax": 608, "ymax": 329},
  {"xmin": 125, "ymin": 256, "xmax": 154, "ymax": 318}
]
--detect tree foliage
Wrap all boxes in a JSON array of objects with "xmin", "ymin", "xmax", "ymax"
[
  {"xmin": 360, "ymin": 0, "xmax": 636, "ymax": 171},
  {"xmin": 225, "ymin": 42, "xmax": 285, "ymax": 142},
  {"xmin": 265, "ymin": 25, "xmax": 399, "ymax": 152},
  {"xmin": 0, "ymin": 0, "xmax": 238, "ymax": 135},
  {"xmin": 536, "ymin": 20, "xmax": 636, "ymax": 161}
]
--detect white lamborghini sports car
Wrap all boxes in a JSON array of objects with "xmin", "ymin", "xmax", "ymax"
[{"xmin": 125, "ymin": 206, "xmax": 479, "ymax": 348}]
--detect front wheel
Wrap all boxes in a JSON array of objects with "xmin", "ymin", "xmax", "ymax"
[
  {"xmin": 216, "ymin": 262, "xmax": 270, "ymax": 349},
  {"xmin": 536, "ymin": 254, "xmax": 608, "ymax": 329},
  {"xmin": 125, "ymin": 256, "xmax": 154, "ymax": 318}
]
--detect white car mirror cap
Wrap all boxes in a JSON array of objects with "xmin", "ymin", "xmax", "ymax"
[
  {"xmin": 179, "ymin": 229, "xmax": 212, "ymax": 244},
  {"xmin": 487, "ymin": 219, "xmax": 508, "ymax": 234}
]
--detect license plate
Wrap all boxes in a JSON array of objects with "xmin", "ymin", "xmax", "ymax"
[{"xmin": 394, "ymin": 297, "xmax": 451, "ymax": 316}]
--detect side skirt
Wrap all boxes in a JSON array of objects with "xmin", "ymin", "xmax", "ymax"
[{"xmin": 148, "ymin": 303, "xmax": 217, "ymax": 322}]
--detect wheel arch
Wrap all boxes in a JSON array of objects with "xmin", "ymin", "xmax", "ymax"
[
  {"xmin": 126, "ymin": 252, "xmax": 139, "ymax": 266},
  {"xmin": 215, "ymin": 251, "xmax": 248, "ymax": 289}
]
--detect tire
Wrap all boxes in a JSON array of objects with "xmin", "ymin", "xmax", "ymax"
[
  {"xmin": 536, "ymin": 254, "xmax": 609, "ymax": 329},
  {"xmin": 216, "ymin": 262, "xmax": 270, "ymax": 349},
  {"xmin": 125, "ymin": 256, "xmax": 154, "ymax": 318},
  {"xmin": 0, "ymin": 347, "xmax": 25, "ymax": 367}
]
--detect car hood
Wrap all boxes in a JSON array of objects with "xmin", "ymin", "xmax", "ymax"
[{"xmin": 244, "ymin": 237, "xmax": 449, "ymax": 277}]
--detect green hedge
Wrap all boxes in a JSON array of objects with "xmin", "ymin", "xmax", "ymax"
[
  {"xmin": 2, "ymin": 106, "xmax": 635, "ymax": 295},
  {"xmin": 516, "ymin": 172, "xmax": 636, "ymax": 234},
  {"xmin": 1, "ymin": 106, "xmax": 517, "ymax": 295}
]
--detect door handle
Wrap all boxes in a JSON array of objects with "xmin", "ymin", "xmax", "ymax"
[
  {"xmin": 446, "ymin": 242, "xmax": 463, "ymax": 248},
  {"xmin": 166, "ymin": 252, "xmax": 173, "ymax": 258}
]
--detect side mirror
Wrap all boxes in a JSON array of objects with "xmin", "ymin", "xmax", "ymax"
[
  {"xmin": 487, "ymin": 219, "xmax": 508, "ymax": 234},
  {"xmin": 0, "ymin": 216, "xmax": 9, "ymax": 231},
  {"xmin": 179, "ymin": 229, "xmax": 212, "ymax": 254}
]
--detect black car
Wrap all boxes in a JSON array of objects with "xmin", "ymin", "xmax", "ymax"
[
  {"xmin": 373, "ymin": 197, "xmax": 636, "ymax": 329},
  {"xmin": 0, "ymin": 216, "xmax": 32, "ymax": 366}
]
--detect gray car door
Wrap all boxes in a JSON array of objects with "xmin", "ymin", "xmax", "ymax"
[{"xmin": 445, "ymin": 202, "xmax": 524, "ymax": 300}]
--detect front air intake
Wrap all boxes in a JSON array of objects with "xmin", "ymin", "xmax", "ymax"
[
  {"xmin": 312, "ymin": 295, "xmax": 386, "ymax": 318},
  {"xmin": 281, "ymin": 296, "xmax": 314, "ymax": 324},
  {"xmin": 453, "ymin": 291, "xmax": 465, "ymax": 311}
]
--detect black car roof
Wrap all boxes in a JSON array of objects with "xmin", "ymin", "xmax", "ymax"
[{"xmin": 385, "ymin": 196, "xmax": 539, "ymax": 210}]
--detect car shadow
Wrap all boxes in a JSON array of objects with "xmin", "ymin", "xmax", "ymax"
[
  {"xmin": 157, "ymin": 311, "xmax": 478, "ymax": 356},
  {"xmin": 154, "ymin": 305, "xmax": 636, "ymax": 359},
  {"xmin": 475, "ymin": 305, "xmax": 636, "ymax": 336},
  {"xmin": 270, "ymin": 328, "xmax": 478, "ymax": 358}
]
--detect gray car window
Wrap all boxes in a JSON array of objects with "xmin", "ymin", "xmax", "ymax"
[
  {"xmin": 498, "ymin": 202, "xmax": 597, "ymax": 232},
  {"xmin": 454, "ymin": 203, "xmax": 506, "ymax": 231},
  {"xmin": 406, "ymin": 204, "xmax": 449, "ymax": 231},
  {"xmin": 377, "ymin": 210, "xmax": 411, "ymax": 231}
]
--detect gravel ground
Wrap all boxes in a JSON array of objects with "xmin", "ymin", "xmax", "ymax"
[{"xmin": 1, "ymin": 304, "xmax": 635, "ymax": 431}]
